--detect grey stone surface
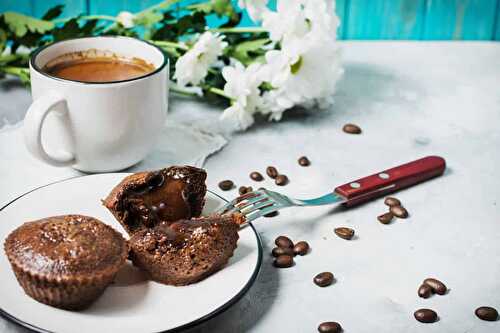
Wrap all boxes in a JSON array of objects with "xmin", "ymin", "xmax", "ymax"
[{"xmin": 1, "ymin": 41, "xmax": 500, "ymax": 332}]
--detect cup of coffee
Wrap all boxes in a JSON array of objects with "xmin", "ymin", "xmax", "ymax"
[{"xmin": 24, "ymin": 36, "xmax": 168, "ymax": 172}]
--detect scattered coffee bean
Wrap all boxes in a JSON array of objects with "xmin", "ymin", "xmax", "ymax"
[
  {"xmin": 275, "ymin": 174, "xmax": 289, "ymax": 186},
  {"xmin": 264, "ymin": 210, "xmax": 279, "ymax": 218},
  {"xmin": 273, "ymin": 255, "xmax": 294, "ymax": 268},
  {"xmin": 475, "ymin": 306, "xmax": 498, "ymax": 321},
  {"xmin": 377, "ymin": 212, "xmax": 393, "ymax": 224},
  {"xmin": 271, "ymin": 246, "xmax": 294, "ymax": 257},
  {"xmin": 239, "ymin": 186, "xmax": 253, "ymax": 195},
  {"xmin": 314, "ymin": 272, "xmax": 334, "ymax": 287},
  {"xmin": 263, "ymin": 211, "xmax": 280, "ymax": 217},
  {"xmin": 218, "ymin": 180, "xmax": 234, "ymax": 191},
  {"xmin": 342, "ymin": 123, "xmax": 362, "ymax": 134},
  {"xmin": 298, "ymin": 156, "xmax": 310, "ymax": 166},
  {"xmin": 275, "ymin": 235, "xmax": 294, "ymax": 249},
  {"xmin": 423, "ymin": 278, "xmax": 447, "ymax": 295},
  {"xmin": 250, "ymin": 171, "xmax": 264, "ymax": 181},
  {"xmin": 334, "ymin": 227, "xmax": 355, "ymax": 240},
  {"xmin": 414, "ymin": 309, "xmax": 438, "ymax": 323},
  {"xmin": 266, "ymin": 166, "xmax": 278, "ymax": 179},
  {"xmin": 293, "ymin": 241, "xmax": 310, "ymax": 256},
  {"xmin": 418, "ymin": 284, "xmax": 433, "ymax": 299},
  {"xmin": 390, "ymin": 205, "xmax": 409, "ymax": 218},
  {"xmin": 384, "ymin": 197, "xmax": 401, "ymax": 207},
  {"xmin": 318, "ymin": 321, "xmax": 342, "ymax": 333}
]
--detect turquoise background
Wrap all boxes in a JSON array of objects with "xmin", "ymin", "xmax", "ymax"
[{"xmin": 1, "ymin": 0, "xmax": 499, "ymax": 40}]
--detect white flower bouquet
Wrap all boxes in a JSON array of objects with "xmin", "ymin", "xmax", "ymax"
[{"xmin": 0, "ymin": 0, "xmax": 343, "ymax": 131}]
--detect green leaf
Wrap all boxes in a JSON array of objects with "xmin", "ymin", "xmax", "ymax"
[
  {"xmin": 52, "ymin": 17, "xmax": 100, "ymax": 41},
  {"xmin": 0, "ymin": 29, "xmax": 6, "ymax": 53},
  {"xmin": 3, "ymin": 12, "xmax": 54, "ymax": 37},
  {"xmin": 134, "ymin": 10, "xmax": 163, "ymax": 28},
  {"xmin": 230, "ymin": 38, "xmax": 270, "ymax": 65},
  {"xmin": 52, "ymin": 18, "xmax": 80, "ymax": 41},
  {"xmin": 151, "ymin": 11, "xmax": 206, "ymax": 40},
  {"xmin": 211, "ymin": 0, "xmax": 234, "ymax": 17},
  {"xmin": 42, "ymin": 5, "xmax": 65, "ymax": 21}
]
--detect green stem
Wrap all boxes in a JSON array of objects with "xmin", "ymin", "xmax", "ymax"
[
  {"xmin": 209, "ymin": 27, "xmax": 266, "ymax": 34},
  {"xmin": 139, "ymin": 0, "xmax": 183, "ymax": 14},
  {"xmin": 0, "ymin": 53, "xmax": 29, "ymax": 63},
  {"xmin": 150, "ymin": 40, "xmax": 189, "ymax": 51},
  {"xmin": 170, "ymin": 86, "xmax": 200, "ymax": 97},
  {"xmin": 52, "ymin": 15, "xmax": 117, "ymax": 24},
  {"xmin": 207, "ymin": 87, "xmax": 230, "ymax": 99}
]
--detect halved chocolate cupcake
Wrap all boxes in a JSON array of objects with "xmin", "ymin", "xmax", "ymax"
[
  {"xmin": 129, "ymin": 214, "xmax": 242, "ymax": 286},
  {"xmin": 103, "ymin": 166, "xmax": 207, "ymax": 235},
  {"xmin": 4, "ymin": 215, "xmax": 128, "ymax": 310}
]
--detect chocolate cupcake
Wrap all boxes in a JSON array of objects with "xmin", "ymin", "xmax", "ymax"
[
  {"xmin": 103, "ymin": 166, "xmax": 207, "ymax": 235},
  {"xmin": 129, "ymin": 214, "xmax": 242, "ymax": 286},
  {"xmin": 4, "ymin": 215, "xmax": 128, "ymax": 310}
]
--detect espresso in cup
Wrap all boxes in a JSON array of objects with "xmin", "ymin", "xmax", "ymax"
[{"xmin": 42, "ymin": 49, "xmax": 155, "ymax": 83}]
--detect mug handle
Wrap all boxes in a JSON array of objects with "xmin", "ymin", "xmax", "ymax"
[{"xmin": 23, "ymin": 92, "xmax": 76, "ymax": 166}]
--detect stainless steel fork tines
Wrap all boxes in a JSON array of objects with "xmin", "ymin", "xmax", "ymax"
[{"xmin": 218, "ymin": 189, "xmax": 345, "ymax": 224}]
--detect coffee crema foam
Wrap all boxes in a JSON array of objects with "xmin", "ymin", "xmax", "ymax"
[{"xmin": 42, "ymin": 49, "xmax": 155, "ymax": 83}]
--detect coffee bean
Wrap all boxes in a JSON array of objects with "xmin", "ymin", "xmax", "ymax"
[
  {"xmin": 423, "ymin": 278, "xmax": 447, "ymax": 295},
  {"xmin": 377, "ymin": 212, "xmax": 393, "ymax": 224},
  {"xmin": 342, "ymin": 123, "xmax": 362, "ymax": 134},
  {"xmin": 275, "ymin": 235, "xmax": 294, "ymax": 248},
  {"xmin": 384, "ymin": 197, "xmax": 401, "ymax": 207},
  {"xmin": 318, "ymin": 321, "xmax": 342, "ymax": 333},
  {"xmin": 414, "ymin": 309, "xmax": 438, "ymax": 323},
  {"xmin": 266, "ymin": 166, "xmax": 278, "ymax": 179},
  {"xmin": 275, "ymin": 174, "xmax": 288, "ymax": 186},
  {"xmin": 418, "ymin": 284, "xmax": 433, "ymax": 298},
  {"xmin": 264, "ymin": 211, "xmax": 279, "ymax": 218},
  {"xmin": 273, "ymin": 255, "xmax": 294, "ymax": 268},
  {"xmin": 314, "ymin": 272, "xmax": 334, "ymax": 287},
  {"xmin": 239, "ymin": 186, "xmax": 253, "ymax": 195},
  {"xmin": 218, "ymin": 180, "xmax": 234, "ymax": 191},
  {"xmin": 293, "ymin": 241, "xmax": 310, "ymax": 255},
  {"xmin": 334, "ymin": 227, "xmax": 355, "ymax": 240},
  {"xmin": 298, "ymin": 156, "xmax": 310, "ymax": 166},
  {"xmin": 390, "ymin": 205, "xmax": 409, "ymax": 218},
  {"xmin": 271, "ymin": 246, "xmax": 294, "ymax": 257},
  {"xmin": 250, "ymin": 171, "xmax": 264, "ymax": 181},
  {"xmin": 475, "ymin": 306, "xmax": 498, "ymax": 321}
]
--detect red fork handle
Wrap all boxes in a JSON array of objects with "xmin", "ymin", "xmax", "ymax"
[{"xmin": 334, "ymin": 156, "xmax": 446, "ymax": 207}]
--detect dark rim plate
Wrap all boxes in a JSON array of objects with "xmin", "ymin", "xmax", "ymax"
[{"xmin": 0, "ymin": 175, "xmax": 263, "ymax": 333}]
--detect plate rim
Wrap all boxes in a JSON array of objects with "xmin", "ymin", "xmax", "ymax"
[{"xmin": 0, "ymin": 174, "xmax": 263, "ymax": 333}]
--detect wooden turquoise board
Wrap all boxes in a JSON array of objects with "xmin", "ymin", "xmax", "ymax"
[
  {"xmin": 345, "ymin": 0, "xmax": 426, "ymax": 39},
  {"xmin": 496, "ymin": 4, "xmax": 500, "ymax": 39},
  {"xmin": 33, "ymin": 0, "xmax": 87, "ymax": 18},
  {"xmin": 1, "ymin": 0, "xmax": 500, "ymax": 40},
  {"xmin": 423, "ymin": 0, "xmax": 498, "ymax": 40}
]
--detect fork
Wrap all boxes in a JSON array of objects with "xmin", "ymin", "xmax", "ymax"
[{"xmin": 217, "ymin": 156, "xmax": 446, "ymax": 225}]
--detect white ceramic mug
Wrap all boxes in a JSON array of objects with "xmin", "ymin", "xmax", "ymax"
[{"xmin": 24, "ymin": 36, "xmax": 169, "ymax": 172}]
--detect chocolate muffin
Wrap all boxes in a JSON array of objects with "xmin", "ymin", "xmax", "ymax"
[
  {"xmin": 4, "ymin": 215, "xmax": 128, "ymax": 310},
  {"xmin": 129, "ymin": 214, "xmax": 242, "ymax": 286},
  {"xmin": 103, "ymin": 166, "xmax": 207, "ymax": 235}
]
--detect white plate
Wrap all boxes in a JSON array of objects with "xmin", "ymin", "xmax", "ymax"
[{"xmin": 0, "ymin": 174, "xmax": 262, "ymax": 333}]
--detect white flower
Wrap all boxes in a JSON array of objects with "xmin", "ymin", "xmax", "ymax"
[
  {"xmin": 174, "ymin": 32, "xmax": 227, "ymax": 87},
  {"xmin": 238, "ymin": 0, "xmax": 269, "ymax": 22},
  {"xmin": 262, "ymin": 0, "xmax": 339, "ymax": 48},
  {"xmin": 259, "ymin": 35, "xmax": 343, "ymax": 120},
  {"xmin": 254, "ymin": 0, "xmax": 343, "ymax": 121},
  {"xmin": 220, "ymin": 61, "xmax": 264, "ymax": 130},
  {"xmin": 117, "ymin": 11, "xmax": 135, "ymax": 29}
]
